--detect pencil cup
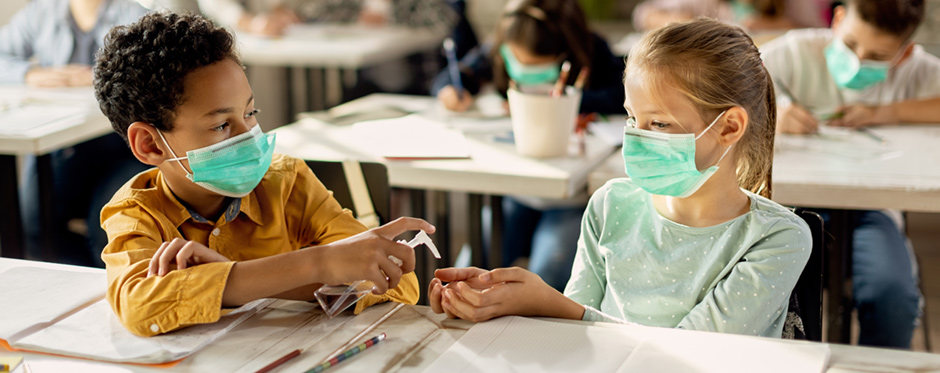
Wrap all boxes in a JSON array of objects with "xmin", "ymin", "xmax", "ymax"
[{"xmin": 507, "ymin": 86, "xmax": 582, "ymax": 158}]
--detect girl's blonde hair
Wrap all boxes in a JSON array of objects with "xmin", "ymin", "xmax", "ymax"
[{"xmin": 627, "ymin": 18, "xmax": 776, "ymax": 198}]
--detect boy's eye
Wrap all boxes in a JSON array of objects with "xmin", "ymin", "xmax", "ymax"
[
  {"xmin": 245, "ymin": 108, "xmax": 261, "ymax": 119},
  {"xmin": 212, "ymin": 122, "xmax": 229, "ymax": 131}
]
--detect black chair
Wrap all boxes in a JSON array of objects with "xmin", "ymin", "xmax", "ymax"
[
  {"xmin": 786, "ymin": 209, "xmax": 825, "ymax": 341},
  {"xmin": 304, "ymin": 160, "xmax": 390, "ymax": 226}
]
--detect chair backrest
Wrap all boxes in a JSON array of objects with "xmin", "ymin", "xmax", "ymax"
[
  {"xmin": 790, "ymin": 209, "xmax": 825, "ymax": 341},
  {"xmin": 304, "ymin": 160, "xmax": 391, "ymax": 226}
]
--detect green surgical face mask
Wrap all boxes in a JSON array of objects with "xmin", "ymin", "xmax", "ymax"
[
  {"xmin": 500, "ymin": 44, "xmax": 560, "ymax": 85},
  {"xmin": 158, "ymin": 124, "xmax": 276, "ymax": 198},
  {"xmin": 621, "ymin": 111, "xmax": 731, "ymax": 198},
  {"xmin": 824, "ymin": 37, "xmax": 898, "ymax": 90}
]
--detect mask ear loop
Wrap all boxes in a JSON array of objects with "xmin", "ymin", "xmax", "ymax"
[
  {"xmin": 694, "ymin": 110, "xmax": 734, "ymax": 169},
  {"xmin": 154, "ymin": 127, "xmax": 194, "ymax": 177}
]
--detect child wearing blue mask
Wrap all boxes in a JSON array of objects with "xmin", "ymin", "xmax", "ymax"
[
  {"xmin": 93, "ymin": 13, "xmax": 434, "ymax": 337},
  {"xmin": 762, "ymin": 0, "xmax": 938, "ymax": 348},
  {"xmin": 428, "ymin": 18, "xmax": 812, "ymax": 338},
  {"xmin": 430, "ymin": 0, "xmax": 626, "ymax": 292}
]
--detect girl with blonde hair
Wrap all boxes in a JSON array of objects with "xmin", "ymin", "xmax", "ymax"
[{"xmin": 428, "ymin": 18, "xmax": 812, "ymax": 337}]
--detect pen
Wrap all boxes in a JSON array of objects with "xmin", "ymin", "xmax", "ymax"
[
  {"xmin": 254, "ymin": 349, "xmax": 302, "ymax": 373},
  {"xmin": 856, "ymin": 126, "xmax": 886, "ymax": 143},
  {"xmin": 443, "ymin": 38, "xmax": 464, "ymax": 99},
  {"xmin": 573, "ymin": 67, "xmax": 590, "ymax": 90},
  {"xmin": 305, "ymin": 333, "xmax": 386, "ymax": 373},
  {"xmin": 552, "ymin": 61, "xmax": 571, "ymax": 97}
]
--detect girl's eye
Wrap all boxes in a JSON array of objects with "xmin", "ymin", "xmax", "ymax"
[
  {"xmin": 625, "ymin": 116, "xmax": 637, "ymax": 128},
  {"xmin": 652, "ymin": 121, "xmax": 670, "ymax": 129},
  {"xmin": 245, "ymin": 108, "xmax": 261, "ymax": 119},
  {"xmin": 212, "ymin": 122, "xmax": 229, "ymax": 131}
]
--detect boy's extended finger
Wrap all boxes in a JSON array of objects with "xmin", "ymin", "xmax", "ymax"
[
  {"xmin": 149, "ymin": 242, "xmax": 169, "ymax": 277},
  {"xmin": 158, "ymin": 238, "xmax": 185, "ymax": 276},
  {"xmin": 374, "ymin": 217, "xmax": 435, "ymax": 239}
]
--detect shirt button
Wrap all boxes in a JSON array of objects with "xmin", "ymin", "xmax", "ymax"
[
  {"xmin": 212, "ymin": 228, "xmax": 221, "ymax": 236},
  {"xmin": 150, "ymin": 323, "xmax": 159, "ymax": 333}
]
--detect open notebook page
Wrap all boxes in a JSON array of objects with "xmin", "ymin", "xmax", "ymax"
[
  {"xmin": 11, "ymin": 298, "xmax": 272, "ymax": 364},
  {"xmin": 0, "ymin": 266, "xmax": 105, "ymax": 342}
]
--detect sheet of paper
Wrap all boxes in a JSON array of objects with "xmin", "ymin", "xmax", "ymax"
[
  {"xmin": 352, "ymin": 114, "xmax": 471, "ymax": 159},
  {"xmin": 616, "ymin": 329, "xmax": 830, "ymax": 373},
  {"xmin": 0, "ymin": 104, "xmax": 88, "ymax": 137},
  {"xmin": 776, "ymin": 127, "xmax": 901, "ymax": 161},
  {"xmin": 12, "ymin": 298, "xmax": 273, "ymax": 364},
  {"xmin": 0, "ymin": 266, "xmax": 105, "ymax": 342},
  {"xmin": 422, "ymin": 316, "xmax": 644, "ymax": 373},
  {"xmin": 588, "ymin": 121, "xmax": 626, "ymax": 146}
]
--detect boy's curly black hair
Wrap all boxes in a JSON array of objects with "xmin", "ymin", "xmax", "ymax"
[{"xmin": 93, "ymin": 12, "xmax": 240, "ymax": 143}]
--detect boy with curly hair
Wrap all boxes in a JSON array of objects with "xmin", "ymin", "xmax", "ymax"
[{"xmin": 93, "ymin": 12, "xmax": 432, "ymax": 337}]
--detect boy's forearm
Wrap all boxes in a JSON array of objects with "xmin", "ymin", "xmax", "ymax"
[
  {"xmin": 221, "ymin": 248, "xmax": 319, "ymax": 306},
  {"xmin": 889, "ymin": 98, "xmax": 940, "ymax": 124}
]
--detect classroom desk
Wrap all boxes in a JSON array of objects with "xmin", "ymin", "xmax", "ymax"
[
  {"xmin": 237, "ymin": 24, "xmax": 446, "ymax": 112},
  {"xmin": 587, "ymin": 125, "xmax": 940, "ymax": 344},
  {"xmin": 272, "ymin": 94, "xmax": 619, "ymax": 274},
  {"xmin": 0, "ymin": 86, "xmax": 112, "ymax": 260},
  {"xmin": 4, "ymin": 258, "xmax": 940, "ymax": 373}
]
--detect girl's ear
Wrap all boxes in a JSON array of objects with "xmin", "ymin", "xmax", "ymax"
[
  {"xmin": 127, "ymin": 122, "xmax": 166, "ymax": 166},
  {"xmin": 718, "ymin": 106, "xmax": 748, "ymax": 146}
]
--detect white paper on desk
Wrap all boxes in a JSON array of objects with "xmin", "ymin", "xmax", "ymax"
[
  {"xmin": 422, "ymin": 316, "xmax": 644, "ymax": 373},
  {"xmin": 589, "ymin": 121, "xmax": 626, "ymax": 146},
  {"xmin": 616, "ymin": 330, "xmax": 830, "ymax": 373},
  {"xmin": 0, "ymin": 104, "xmax": 87, "ymax": 137},
  {"xmin": 12, "ymin": 298, "xmax": 273, "ymax": 364},
  {"xmin": 0, "ymin": 266, "xmax": 105, "ymax": 342},
  {"xmin": 352, "ymin": 114, "xmax": 471, "ymax": 159},
  {"xmin": 776, "ymin": 127, "xmax": 901, "ymax": 161}
]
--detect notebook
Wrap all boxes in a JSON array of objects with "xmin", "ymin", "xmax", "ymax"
[{"xmin": 0, "ymin": 261, "xmax": 269, "ymax": 364}]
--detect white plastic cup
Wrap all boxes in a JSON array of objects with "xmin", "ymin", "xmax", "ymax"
[{"xmin": 507, "ymin": 86, "xmax": 582, "ymax": 158}]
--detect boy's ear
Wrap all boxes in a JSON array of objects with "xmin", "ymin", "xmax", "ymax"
[
  {"xmin": 127, "ymin": 122, "xmax": 166, "ymax": 166},
  {"xmin": 895, "ymin": 43, "xmax": 916, "ymax": 67},
  {"xmin": 831, "ymin": 5, "xmax": 845, "ymax": 30},
  {"xmin": 718, "ymin": 106, "xmax": 748, "ymax": 147}
]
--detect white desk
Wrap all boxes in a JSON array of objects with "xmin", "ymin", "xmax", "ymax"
[
  {"xmin": 238, "ymin": 24, "xmax": 446, "ymax": 69},
  {"xmin": 0, "ymin": 86, "xmax": 112, "ymax": 260},
  {"xmin": 275, "ymin": 94, "xmax": 617, "ymax": 200},
  {"xmin": 237, "ymin": 24, "xmax": 447, "ymax": 111},
  {"xmin": 588, "ymin": 125, "xmax": 940, "ymax": 344},
  {"xmin": 3, "ymin": 259, "xmax": 939, "ymax": 373}
]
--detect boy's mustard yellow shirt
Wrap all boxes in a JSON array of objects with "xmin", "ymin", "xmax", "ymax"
[{"xmin": 100, "ymin": 154, "xmax": 418, "ymax": 337}]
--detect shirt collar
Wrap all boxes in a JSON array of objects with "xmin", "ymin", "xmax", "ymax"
[{"xmin": 157, "ymin": 173, "xmax": 264, "ymax": 227}]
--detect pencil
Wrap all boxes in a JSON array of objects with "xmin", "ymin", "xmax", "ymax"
[
  {"xmin": 305, "ymin": 333, "xmax": 386, "ymax": 373},
  {"xmin": 254, "ymin": 349, "xmax": 302, "ymax": 373},
  {"xmin": 856, "ymin": 126, "xmax": 886, "ymax": 143},
  {"xmin": 443, "ymin": 38, "xmax": 464, "ymax": 99},
  {"xmin": 552, "ymin": 61, "xmax": 571, "ymax": 97}
]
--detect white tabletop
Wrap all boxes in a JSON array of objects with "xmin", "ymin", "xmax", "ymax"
[
  {"xmin": 2, "ymin": 257, "xmax": 938, "ymax": 373},
  {"xmin": 273, "ymin": 94, "xmax": 619, "ymax": 199},
  {"xmin": 237, "ymin": 24, "xmax": 446, "ymax": 69},
  {"xmin": 0, "ymin": 85, "xmax": 112, "ymax": 156},
  {"xmin": 589, "ymin": 125, "xmax": 940, "ymax": 213}
]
